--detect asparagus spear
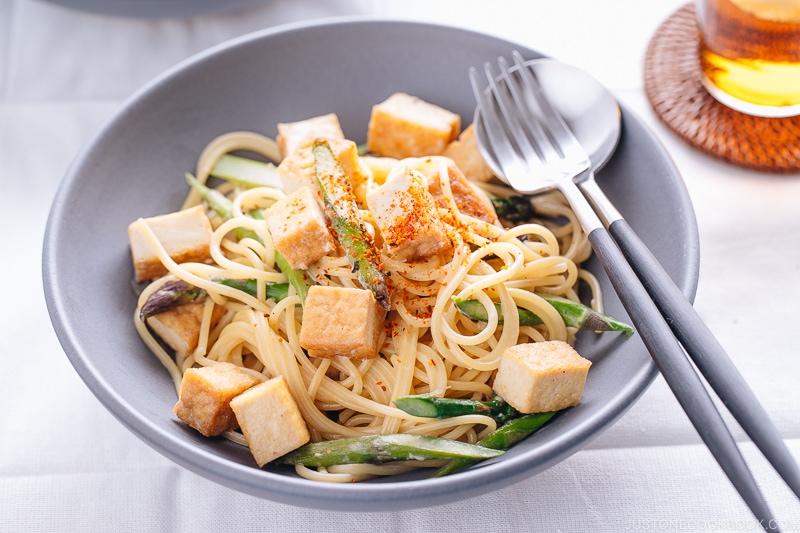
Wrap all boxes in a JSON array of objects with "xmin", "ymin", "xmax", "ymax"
[
  {"xmin": 393, "ymin": 394, "xmax": 520, "ymax": 423},
  {"xmin": 454, "ymin": 298, "xmax": 543, "ymax": 327},
  {"xmin": 273, "ymin": 252, "xmax": 311, "ymax": 305},
  {"xmin": 185, "ymin": 173, "xmax": 261, "ymax": 242},
  {"xmin": 215, "ymin": 278, "xmax": 289, "ymax": 302},
  {"xmin": 491, "ymin": 195, "xmax": 572, "ymax": 225},
  {"xmin": 209, "ymin": 154, "xmax": 282, "ymax": 189},
  {"xmin": 140, "ymin": 279, "xmax": 290, "ymax": 318},
  {"xmin": 431, "ymin": 411, "xmax": 556, "ymax": 478},
  {"xmin": 185, "ymin": 173, "xmax": 313, "ymax": 306},
  {"xmin": 454, "ymin": 292, "xmax": 634, "ymax": 337},
  {"xmin": 139, "ymin": 280, "xmax": 207, "ymax": 318},
  {"xmin": 275, "ymin": 434, "xmax": 503, "ymax": 468},
  {"xmin": 491, "ymin": 196, "xmax": 537, "ymax": 224},
  {"xmin": 312, "ymin": 140, "xmax": 391, "ymax": 310},
  {"xmin": 542, "ymin": 292, "xmax": 633, "ymax": 336}
]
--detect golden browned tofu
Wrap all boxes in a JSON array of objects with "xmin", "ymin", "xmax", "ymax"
[
  {"xmin": 298, "ymin": 286, "xmax": 386, "ymax": 359},
  {"xmin": 366, "ymin": 93, "xmax": 460, "ymax": 159},
  {"xmin": 442, "ymin": 124, "xmax": 496, "ymax": 183},
  {"xmin": 492, "ymin": 341, "xmax": 592, "ymax": 414},
  {"xmin": 265, "ymin": 187, "xmax": 335, "ymax": 270},
  {"xmin": 276, "ymin": 113, "xmax": 345, "ymax": 158},
  {"xmin": 277, "ymin": 138, "xmax": 369, "ymax": 205},
  {"xmin": 415, "ymin": 156, "xmax": 497, "ymax": 224},
  {"xmin": 229, "ymin": 375, "xmax": 310, "ymax": 467},
  {"xmin": 366, "ymin": 166, "xmax": 452, "ymax": 262},
  {"xmin": 173, "ymin": 362, "xmax": 262, "ymax": 437},
  {"xmin": 128, "ymin": 205, "xmax": 214, "ymax": 282},
  {"xmin": 146, "ymin": 301, "xmax": 226, "ymax": 358}
]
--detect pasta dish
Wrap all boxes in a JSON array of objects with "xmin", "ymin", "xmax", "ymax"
[{"xmin": 128, "ymin": 94, "xmax": 632, "ymax": 482}]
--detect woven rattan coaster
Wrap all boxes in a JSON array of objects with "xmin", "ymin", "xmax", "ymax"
[{"xmin": 644, "ymin": 3, "xmax": 800, "ymax": 173}]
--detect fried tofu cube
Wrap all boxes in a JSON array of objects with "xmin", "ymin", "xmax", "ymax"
[
  {"xmin": 128, "ymin": 205, "xmax": 213, "ymax": 282},
  {"xmin": 298, "ymin": 286, "xmax": 386, "ymax": 359},
  {"xmin": 366, "ymin": 166, "xmax": 452, "ymax": 262},
  {"xmin": 442, "ymin": 124, "xmax": 496, "ymax": 183},
  {"xmin": 173, "ymin": 362, "xmax": 262, "ymax": 437},
  {"xmin": 366, "ymin": 93, "xmax": 460, "ymax": 159},
  {"xmin": 230, "ymin": 375, "xmax": 310, "ymax": 467},
  {"xmin": 415, "ymin": 156, "xmax": 497, "ymax": 224},
  {"xmin": 265, "ymin": 187, "xmax": 335, "ymax": 270},
  {"xmin": 277, "ymin": 138, "xmax": 369, "ymax": 204},
  {"xmin": 147, "ymin": 301, "xmax": 227, "ymax": 358},
  {"xmin": 493, "ymin": 341, "xmax": 592, "ymax": 414},
  {"xmin": 277, "ymin": 113, "xmax": 345, "ymax": 158}
]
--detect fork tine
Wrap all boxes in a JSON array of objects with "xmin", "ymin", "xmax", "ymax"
[
  {"xmin": 498, "ymin": 55, "xmax": 563, "ymax": 163},
  {"xmin": 511, "ymin": 50, "xmax": 587, "ymax": 163},
  {"xmin": 471, "ymin": 64, "xmax": 548, "ymax": 191},
  {"xmin": 469, "ymin": 66, "xmax": 531, "ymax": 186},
  {"xmin": 481, "ymin": 61, "xmax": 543, "ymax": 173},
  {"xmin": 470, "ymin": 54, "xmax": 591, "ymax": 192}
]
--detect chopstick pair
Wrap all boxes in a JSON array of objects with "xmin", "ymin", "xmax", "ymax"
[{"xmin": 609, "ymin": 217, "xmax": 800, "ymax": 520}]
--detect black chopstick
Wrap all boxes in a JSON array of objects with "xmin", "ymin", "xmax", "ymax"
[
  {"xmin": 587, "ymin": 226, "xmax": 781, "ymax": 532},
  {"xmin": 610, "ymin": 218, "xmax": 800, "ymax": 499},
  {"xmin": 577, "ymin": 169, "xmax": 799, "ymax": 530}
]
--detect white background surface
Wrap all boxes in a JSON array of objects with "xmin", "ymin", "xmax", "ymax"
[{"xmin": 2, "ymin": 0, "xmax": 800, "ymax": 531}]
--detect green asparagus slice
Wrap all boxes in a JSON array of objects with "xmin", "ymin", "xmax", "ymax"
[
  {"xmin": 185, "ymin": 173, "xmax": 313, "ymax": 306},
  {"xmin": 454, "ymin": 298, "xmax": 543, "ymax": 327},
  {"xmin": 393, "ymin": 394, "xmax": 520, "ymax": 423},
  {"xmin": 209, "ymin": 154, "xmax": 282, "ymax": 189},
  {"xmin": 139, "ymin": 280, "xmax": 207, "ymax": 318},
  {"xmin": 186, "ymin": 174, "xmax": 238, "ymax": 222},
  {"xmin": 215, "ymin": 278, "xmax": 289, "ymax": 302},
  {"xmin": 491, "ymin": 196, "xmax": 537, "ymax": 224},
  {"xmin": 454, "ymin": 292, "xmax": 634, "ymax": 337},
  {"xmin": 431, "ymin": 411, "xmax": 556, "ymax": 478},
  {"xmin": 185, "ymin": 173, "xmax": 260, "ymax": 243},
  {"xmin": 312, "ymin": 140, "xmax": 390, "ymax": 310},
  {"xmin": 538, "ymin": 292, "xmax": 634, "ymax": 337},
  {"xmin": 273, "ymin": 251, "xmax": 311, "ymax": 306},
  {"xmin": 490, "ymin": 195, "xmax": 567, "ymax": 225},
  {"xmin": 140, "ymin": 279, "xmax": 291, "ymax": 318},
  {"xmin": 275, "ymin": 434, "xmax": 503, "ymax": 467}
]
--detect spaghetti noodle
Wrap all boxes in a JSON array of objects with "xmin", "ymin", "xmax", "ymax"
[{"xmin": 131, "ymin": 121, "xmax": 602, "ymax": 482}]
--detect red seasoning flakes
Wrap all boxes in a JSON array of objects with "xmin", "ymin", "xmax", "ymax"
[{"xmin": 366, "ymin": 166, "xmax": 453, "ymax": 263}]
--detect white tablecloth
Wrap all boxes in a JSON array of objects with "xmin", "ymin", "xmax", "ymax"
[{"xmin": 2, "ymin": 0, "xmax": 800, "ymax": 531}]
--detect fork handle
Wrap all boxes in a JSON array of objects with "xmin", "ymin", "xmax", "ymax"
[
  {"xmin": 609, "ymin": 217, "xmax": 800, "ymax": 502},
  {"xmin": 588, "ymin": 227, "xmax": 779, "ymax": 530}
]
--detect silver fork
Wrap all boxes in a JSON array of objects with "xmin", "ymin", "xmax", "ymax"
[{"xmin": 471, "ymin": 52, "xmax": 797, "ymax": 531}]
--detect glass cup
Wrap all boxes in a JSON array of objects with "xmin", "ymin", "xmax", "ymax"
[{"xmin": 695, "ymin": 0, "xmax": 800, "ymax": 117}]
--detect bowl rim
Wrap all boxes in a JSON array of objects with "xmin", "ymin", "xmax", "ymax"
[{"xmin": 42, "ymin": 15, "xmax": 699, "ymax": 511}]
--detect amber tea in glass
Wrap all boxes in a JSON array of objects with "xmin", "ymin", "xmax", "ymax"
[{"xmin": 695, "ymin": 0, "xmax": 800, "ymax": 117}]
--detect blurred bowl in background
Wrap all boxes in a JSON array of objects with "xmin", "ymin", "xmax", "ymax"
[{"xmin": 40, "ymin": 0, "xmax": 269, "ymax": 18}]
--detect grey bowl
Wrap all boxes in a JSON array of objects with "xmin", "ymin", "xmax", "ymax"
[{"xmin": 42, "ymin": 18, "xmax": 699, "ymax": 512}]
